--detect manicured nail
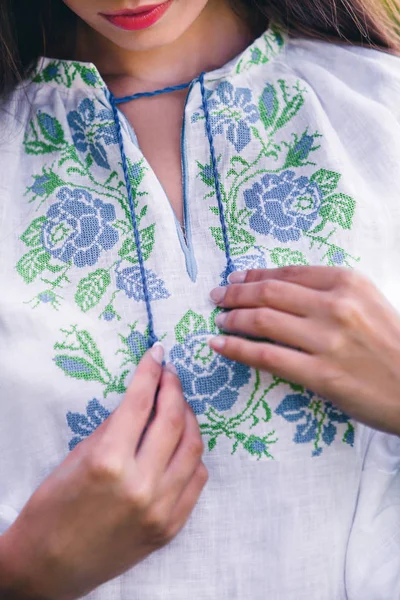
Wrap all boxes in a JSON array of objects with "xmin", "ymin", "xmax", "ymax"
[
  {"xmin": 208, "ymin": 336, "xmax": 227, "ymax": 351},
  {"xmin": 215, "ymin": 312, "xmax": 227, "ymax": 328},
  {"xmin": 210, "ymin": 287, "xmax": 227, "ymax": 304},
  {"xmin": 150, "ymin": 342, "xmax": 164, "ymax": 364},
  {"xmin": 165, "ymin": 362, "xmax": 177, "ymax": 375},
  {"xmin": 228, "ymin": 271, "xmax": 247, "ymax": 284}
]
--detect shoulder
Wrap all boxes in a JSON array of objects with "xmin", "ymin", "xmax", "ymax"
[{"xmin": 279, "ymin": 36, "xmax": 400, "ymax": 119}]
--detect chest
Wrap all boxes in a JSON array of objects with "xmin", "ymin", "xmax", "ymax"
[
  {"xmin": 1, "ymin": 70, "xmax": 399, "ymax": 470},
  {"xmin": 114, "ymin": 87, "xmax": 188, "ymax": 225}
]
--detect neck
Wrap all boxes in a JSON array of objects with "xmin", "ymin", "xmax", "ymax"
[{"xmin": 75, "ymin": 0, "xmax": 257, "ymax": 89}]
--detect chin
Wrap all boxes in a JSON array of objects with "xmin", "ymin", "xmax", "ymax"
[
  {"xmin": 103, "ymin": 26, "xmax": 192, "ymax": 52},
  {"xmin": 85, "ymin": 0, "xmax": 210, "ymax": 53}
]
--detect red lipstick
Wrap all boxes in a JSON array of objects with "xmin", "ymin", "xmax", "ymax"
[{"xmin": 101, "ymin": 1, "xmax": 173, "ymax": 31}]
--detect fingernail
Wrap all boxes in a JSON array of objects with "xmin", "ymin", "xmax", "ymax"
[
  {"xmin": 228, "ymin": 271, "xmax": 247, "ymax": 284},
  {"xmin": 208, "ymin": 336, "xmax": 226, "ymax": 351},
  {"xmin": 215, "ymin": 312, "xmax": 227, "ymax": 329},
  {"xmin": 210, "ymin": 287, "xmax": 227, "ymax": 304},
  {"xmin": 150, "ymin": 342, "xmax": 164, "ymax": 364},
  {"xmin": 165, "ymin": 362, "xmax": 177, "ymax": 375}
]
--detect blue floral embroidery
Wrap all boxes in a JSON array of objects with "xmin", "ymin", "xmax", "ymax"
[
  {"xmin": 331, "ymin": 250, "xmax": 346, "ymax": 265},
  {"xmin": 41, "ymin": 187, "xmax": 119, "ymax": 268},
  {"xmin": 103, "ymin": 310, "xmax": 116, "ymax": 321},
  {"xmin": 275, "ymin": 391, "xmax": 354, "ymax": 456},
  {"xmin": 219, "ymin": 247, "xmax": 267, "ymax": 286},
  {"xmin": 194, "ymin": 81, "xmax": 259, "ymax": 152},
  {"xmin": 116, "ymin": 264, "xmax": 170, "ymax": 302},
  {"xmin": 125, "ymin": 329, "xmax": 151, "ymax": 363},
  {"xmin": 67, "ymin": 399, "xmax": 110, "ymax": 450},
  {"xmin": 244, "ymin": 170, "xmax": 323, "ymax": 242},
  {"xmin": 67, "ymin": 98, "xmax": 118, "ymax": 169},
  {"xmin": 31, "ymin": 174, "xmax": 53, "ymax": 197},
  {"xmin": 291, "ymin": 134, "xmax": 316, "ymax": 161},
  {"xmin": 170, "ymin": 332, "xmax": 251, "ymax": 415}
]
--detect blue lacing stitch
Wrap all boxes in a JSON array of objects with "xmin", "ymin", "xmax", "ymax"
[
  {"xmin": 109, "ymin": 92, "xmax": 158, "ymax": 346},
  {"xmin": 114, "ymin": 81, "xmax": 192, "ymax": 105},
  {"xmin": 198, "ymin": 72, "xmax": 235, "ymax": 276}
]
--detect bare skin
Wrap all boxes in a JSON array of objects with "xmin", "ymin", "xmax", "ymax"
[{"xmin": 72, "ymin": 0, "xmax": 254, "ymax": 224}]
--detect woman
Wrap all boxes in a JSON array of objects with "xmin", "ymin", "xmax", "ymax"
[{"xmin": 0, "ymin": 0, "xmax": 400, "ymax": 598}]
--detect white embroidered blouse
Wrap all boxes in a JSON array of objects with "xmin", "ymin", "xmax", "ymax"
[{"xmin": 1, "ymin": 27, "xmax": 400, "ymax": 600}]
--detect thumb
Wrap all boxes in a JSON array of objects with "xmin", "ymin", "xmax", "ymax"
[{"xmin": 102, "ymin": 343, "xmax": 165, "ymax": 454}]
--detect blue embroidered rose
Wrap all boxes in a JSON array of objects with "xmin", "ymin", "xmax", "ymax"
[
  {"xmin": 170, "ymin": 332, "xmax": 251, "ymax": 415},
  {"xmin": 202, "ymin": 81, "xmax": 259, "ymax": 152},
  {"xmin": 219, "ymin": 247, "xmax": 267, "ymax": 286},
  {"xmin": 67, "ymin": 98, "xmax": 118, "ymax": 169},
  {"xmin": 67, "ymin": 399, "xmax": 110, "ymax": 451},
  {"xmin": 275, "ymin": 391, "xmax": 354, "ymax": 456},
  {"xmin": 116, "ymin": 263, "xmax": 170, "ymax": 302},
  {"xmin": 41, "ymin": 187, "xmax": 119, "ymax": 268},
  {"xmin": 244, "ymin": 170, "xmax": 323, "ymax": 242}
]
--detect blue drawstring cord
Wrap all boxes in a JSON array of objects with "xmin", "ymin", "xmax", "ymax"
[
  {"xmin": 114, "ymin": 80, "xmax": 192, "ymax": 105},
  {"xmin": 198, "ymin": 72, "xmax": 235, "ymax": 277},
  {"xmin": 110, "ymin": 74, "xmax": 235, "ymax": 346},
  {"xmin": 109, "ymin": 92, "xmax": 158, "ymax": 346}
]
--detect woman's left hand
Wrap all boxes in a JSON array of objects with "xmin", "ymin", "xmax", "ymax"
[{"xmin": 209, "ymin": 266, "xmax": 400, "ymax": 435}]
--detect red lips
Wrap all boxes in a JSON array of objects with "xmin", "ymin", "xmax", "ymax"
[{"xmin": 101, "ymin": 1, "xmax": 173, "ymax": 30}]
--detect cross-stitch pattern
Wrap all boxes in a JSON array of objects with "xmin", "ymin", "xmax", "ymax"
[
  {"xmin": 18, "ymin": 105, "xmax": 169, "ymax": 316},
  {"xmin": 196, "ymin": 79, "xmax": 359, "ymax": 270},
  {"xmin": 275, "ymin": 392, "xmax": 355, "ymax": 457},
  {"xmin": 18, "ymin": 34, "xmax": 358, "ymax": 459},
  {"xmin": 170, "ymin": 309, "xmax": 278, "ymax": 459},
  {"xmin": 33, "ymin": 60, "xmax": 103, "ymax": 89}
]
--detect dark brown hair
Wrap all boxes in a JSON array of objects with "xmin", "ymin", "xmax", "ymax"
[{"xmin": 0, "ymin": 0, "xmax": 399, "ymax": 93}]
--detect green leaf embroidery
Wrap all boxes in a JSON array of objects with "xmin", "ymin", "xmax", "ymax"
[
  {"xmin": 208, "ymin": 438, "xmax": 217, "ymax": 451},
  {"xmin": 231, "ymin": 156, "xmax": 250, "ymax": 167},
  {"xmin": 119, "ymin": 224, "xmax": 155, "ymax": 264},
  {"xmin": 75, "ymin": 269, "xmax": 111, "ymax": 313},
  {"xmin": 20, "ymin": 217, "xmax": 47, "ymax": 248},
  {"xmin": 75, "ymin": 330, "xmax": 108, "ymax": 371},
  {"xmin": 230, "ymin": 229, "xmax": 256, "ymax": 256},
  {"xmin": 37, "ymin": 112, "xmax": 66, "ymax": 146},
  {"xmin": 175, "ymin": 310, "xmax": 208, "ymax": 344},
  {"xmin": 16, "ymin": 247, "xmax": 51, "ymax": 284},
  {"xmin": 54, "ymin": 355, "xmax": 105, "ymax": 382},
  {"xmin": 275, "ymin": 94, "xmax": 304, "ymax": 131},
  {"xmin": 319, "ymin": 194, "xmax": 356, "ymax": 230},
  {"xmin": 261, "ymin": 400, "xmax": 272, "ymax": 422},
  {"xmin": 24, "ymin": 141, "xmax": 61, "ymax": 155},
  {"xmin": 270, "ymin": 248, "xmax": 309, "ymax": 267},
  {"xmin": 311, "ymin": 169, "xmax": 341, "ymax": 195}
]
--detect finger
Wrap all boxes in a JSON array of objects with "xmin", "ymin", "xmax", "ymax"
[
  {"xmin": 211, "ymin": 279, "xmax": 320, "ymax": 316},
  {"xmin": 208, "ymin": 335, "xmax": 319, "ymax": 388},
  {"xmin": 216, "ymin": 308, "xmax": 320, "ymax": 353},
  {"xmin": 103, "ymin": 344, "xmax": 164, "ymax": 455},
  {"xmin": 168, "ymin": 462, "xmax": 208, "ymax": 535},
  {"xmin": 160, "ymin": 404, "xmax": 204, "ymax": 501},
  {"xmin": 230, "ymin": 265, "xmax": 349, "ymax": 291},
  {"xmin": 137, "ymin": 366, "xmax": 187, "ymax": 478}
]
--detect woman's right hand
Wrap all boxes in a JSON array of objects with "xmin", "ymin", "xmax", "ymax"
[{"xmin": 0, "ymin": 344, "xmax": 208, "ymax": 600}]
